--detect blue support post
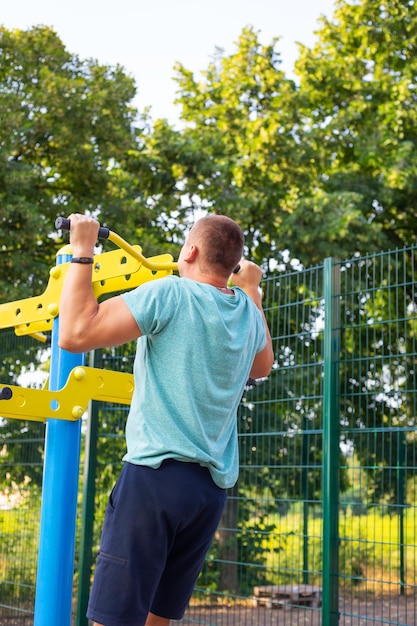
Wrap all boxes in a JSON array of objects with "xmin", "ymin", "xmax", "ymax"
[{"xmin": 34, "ymin": 249, "xmax": 84, "ymax": 626}]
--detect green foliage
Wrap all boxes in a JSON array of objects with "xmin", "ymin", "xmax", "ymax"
[
  {"xmin": 3, "ymin": 3, "xmax": 417, "ymax": 279},
  {"xmin": 0, "ymin": 491, "xmax": 40, "ymax": 607},
  {"xmin": 200, "ymin": 503, "xmax": 417, "ymax": 594},
  {"xmin": 172, "ymin": 27, "xmax": 305, "ymax": 264},
  {"xmin": 0, "ymin": 25, "xmax": 151, "ymax": 303},
  {"xmin": 338, "ymin": 249, "xmax": 417, "ymax": 503},
  {"xmin": 293, "ymin": 0, "xmax": 417, "ymax": 259},
  {"xmin": 339, "ymin": 508, "xmax": 416, "ymax": 587},
  {"xmin": 0, "ymin": 330, "xmax": 46, "ymax": 489},
  {"xmin": 2, "ymin": 1, "xmax": 417, "ymax": 611},
  {"xmin": 156, "ymin": 1, "xmax": 417, "ymax": 266},
  {"xmin": 237, "ymin": 513, "xmax": 286, "ymax": 594}
]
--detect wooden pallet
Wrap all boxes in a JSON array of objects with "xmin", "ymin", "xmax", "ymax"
[{"xmin": 252, "ymin": 584, "xmax": 322, "ymax": 609}]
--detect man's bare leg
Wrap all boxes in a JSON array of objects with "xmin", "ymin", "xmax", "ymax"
[
  {"xmin": 145, "ymin": 612, "xmax": 170, "ymax": 625},
  {"xmin": 93, "ymin": 613, "xmax": 170, "ymax": 626}
]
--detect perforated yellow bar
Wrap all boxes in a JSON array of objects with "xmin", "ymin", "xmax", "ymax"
[
  {"xmin": 0, "ymin": 247, "xmax": 177, "ymax": 335},
  {"xmin": 0, "ymin": 367, "xmax": 134, "ymax": 423}
]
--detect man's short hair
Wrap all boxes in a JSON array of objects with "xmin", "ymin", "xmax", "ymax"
[{"xmin": 190, "ymin": 215, "xmax": 244, "ymax": 277}]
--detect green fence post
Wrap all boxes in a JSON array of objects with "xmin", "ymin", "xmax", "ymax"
[
  {"xmin": 76, "ymin": 351, "xmax": 100, "ymax": 626},
  {"xmin": 302, "ymin": 414, "xmax": 310, "ymax": 584},
  {"xmin": 322, "ymin": 258, "xmax": 340, "ymax": 626},
  {"xmin": 397, "ymin": 429, "xmax": 406, "ymax": 595}
]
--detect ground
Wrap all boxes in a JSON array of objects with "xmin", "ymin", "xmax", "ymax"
[
  {"xmin": 1, "ymin": 595, "xmax": 415, "ymax": 625},
  {"xmin": 182, "ymin": 595, "xmax": 415, "ymax": 626}
]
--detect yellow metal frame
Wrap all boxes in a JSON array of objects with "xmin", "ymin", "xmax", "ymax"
[
  {"xmin": 0, "ymin": 229, "xmax": 178, "ymax": 421},
  {"xmin": 0, "ymin": 367, "xmax": 134, "ymax": 423},
  {"xmin": 0, "ymin": 235, "xmax": 178, "ymax": 336}
]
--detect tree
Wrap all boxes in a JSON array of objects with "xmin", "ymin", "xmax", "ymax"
[
  {"xmin": 292, "ymin": 0, "xmax": 417, "ymax": 261},
  {"xmin": 338, "ymin": 250, "xmax": 417, "ymax": 506},
  {"xmin": 0, "ymin": 329, "xmax": 46, "ymax": 490},
  {"xmin": 163, "ymin": 3, "xmax": 417, "ymax": 267},
  {"xmin": 171, "ymin": 27, "xmax": 307, "ymax": 266},
  {"xmin": 292, "ymin": 0, "xmax": 417, "ymax": 502},
  {"xmin": 0, "ymin": 26, "xmax": 139, "ymax": 303}
]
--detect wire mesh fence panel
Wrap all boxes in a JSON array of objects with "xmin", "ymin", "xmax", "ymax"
[
  {"xmin": 337, "ymin": 248, "xmax": 417, "ymax": 626},
  {"xmin": 186, "ymin": 264, "xmax": 326, "ymax": 625},
  {"xmin": 0, "ymin": 329, "xmax": 47, "ymax": 625},
  {"xmin": 74, "ymin": 348, "xmax": 134, "ymax": 626},
  {"xmin": 1, "ymin": 247, "xmax": 416, "ymax": 626}
]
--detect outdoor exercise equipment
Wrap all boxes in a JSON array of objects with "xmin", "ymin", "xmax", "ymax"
[
  {"xmin": 0, "ymin": 218, "xmax": 178, "ymax": 626},
  {"xmin": 0, "ymin": 366, "xmax": 134, "ymax": 422},
  {"xmin": 0, "ymin": 386, "xmax": 12, "ymax": 400},
  {"xmin": 1, "ymin": 218, "xmax": 177, "ymax": 340}
]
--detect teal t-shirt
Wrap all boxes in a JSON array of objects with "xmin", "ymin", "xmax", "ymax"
[{"xmin": 121, "ymin": 275, "xmax": 266, "ymax": 488}]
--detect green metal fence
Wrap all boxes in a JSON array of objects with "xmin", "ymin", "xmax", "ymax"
[
  {"xmin": 0, "ymin": 331, "xmax": 45, "ymax": 623},
  {"xmin": 1, "ymin": 245, "xmax": 416, "ymax": 626},
  {"xmin": 336, "ymin": 249, "xmax": 416, "ymax": 626}
]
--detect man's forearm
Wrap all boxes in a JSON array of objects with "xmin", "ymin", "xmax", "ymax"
[
  {"xmin": 59, "ymin": 263, "xmax": 99, "ymax": 351},
  {"xmin": 243, "ymin": 286, "xmax": 274, "ymax": 377}
]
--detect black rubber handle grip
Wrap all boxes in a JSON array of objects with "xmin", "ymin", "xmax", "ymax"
[
  {"xmin": 55, "ymin": 217, "xmax": 110, "ymax": 239},
  {"xmin": 0, "ymin": 387, "xmax": 12, "ymax": 400}
]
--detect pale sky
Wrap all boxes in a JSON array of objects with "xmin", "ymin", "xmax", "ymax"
[{"xmin": 2, "ymin": 0, "xmax": 336, "ymax": 123}]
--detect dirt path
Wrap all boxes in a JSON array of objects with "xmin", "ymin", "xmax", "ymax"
[
  {"xmin": 182, "ymin": 595, "xmax": 415, "ymax": 626},
  {"xmin": 1, "ymin": 595, "xmax": 415, "ymax": 625}
]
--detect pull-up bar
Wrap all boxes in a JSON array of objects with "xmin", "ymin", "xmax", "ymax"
[{"xmin": 55, "ymin": 217, "xmax": 178, "ymax": 273}]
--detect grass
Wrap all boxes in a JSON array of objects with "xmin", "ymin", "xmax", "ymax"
[
  {"xmin": 0, "ymin": 495, "xmax": 415, "ymax": 609},
  {"xmin": 259, "ymin": 507, "xmax": 416, "ymax": 592},
  {"xmin": 0, "ymin": 497, "xmax": 40, "ymax": 607}
]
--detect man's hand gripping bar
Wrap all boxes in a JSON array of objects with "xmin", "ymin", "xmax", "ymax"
[
  {"xmin": 55, "ymin": 217, "xmax": 178, "ymax": 273},
  {"xmin": 55, "ymin": 217, "xmax": 110, "ymax": 240}
]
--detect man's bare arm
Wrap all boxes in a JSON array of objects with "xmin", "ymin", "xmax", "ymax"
[
  {"xmin": 231, "ymin": 260, "xmax": 274, "ymax": 379},
  {"xmin": 58, "ymin": 214, "xmax": 141, "ymax": 353}
]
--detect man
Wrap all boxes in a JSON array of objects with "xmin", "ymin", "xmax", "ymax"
[{"xmin": 59, "ymin": 213, "xmax": 274, "ymax": 626}]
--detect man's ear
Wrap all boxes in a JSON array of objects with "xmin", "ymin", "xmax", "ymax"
[{"xmin": 184, "ymin": 244, "xmax": 198, "ymax": 263}]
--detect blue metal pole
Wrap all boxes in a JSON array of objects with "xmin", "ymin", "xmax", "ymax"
[{"xmin": 34, "ymin": 249, "xmax": 84, "ymax": 626}]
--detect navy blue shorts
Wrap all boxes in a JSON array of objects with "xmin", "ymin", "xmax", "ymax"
[{"xmin": 87, "ymin": 460, "xmax": 227, "ymax": 626}]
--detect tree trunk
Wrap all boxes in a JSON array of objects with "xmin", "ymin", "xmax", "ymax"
[{"xmin": 217, "ymin": 482, "xmax": 240, "ymax": 594}]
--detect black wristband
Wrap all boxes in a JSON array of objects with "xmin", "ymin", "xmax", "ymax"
[{"xmin": 71, "ymin": 257, "xmax": 94, "ymax": 264}]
